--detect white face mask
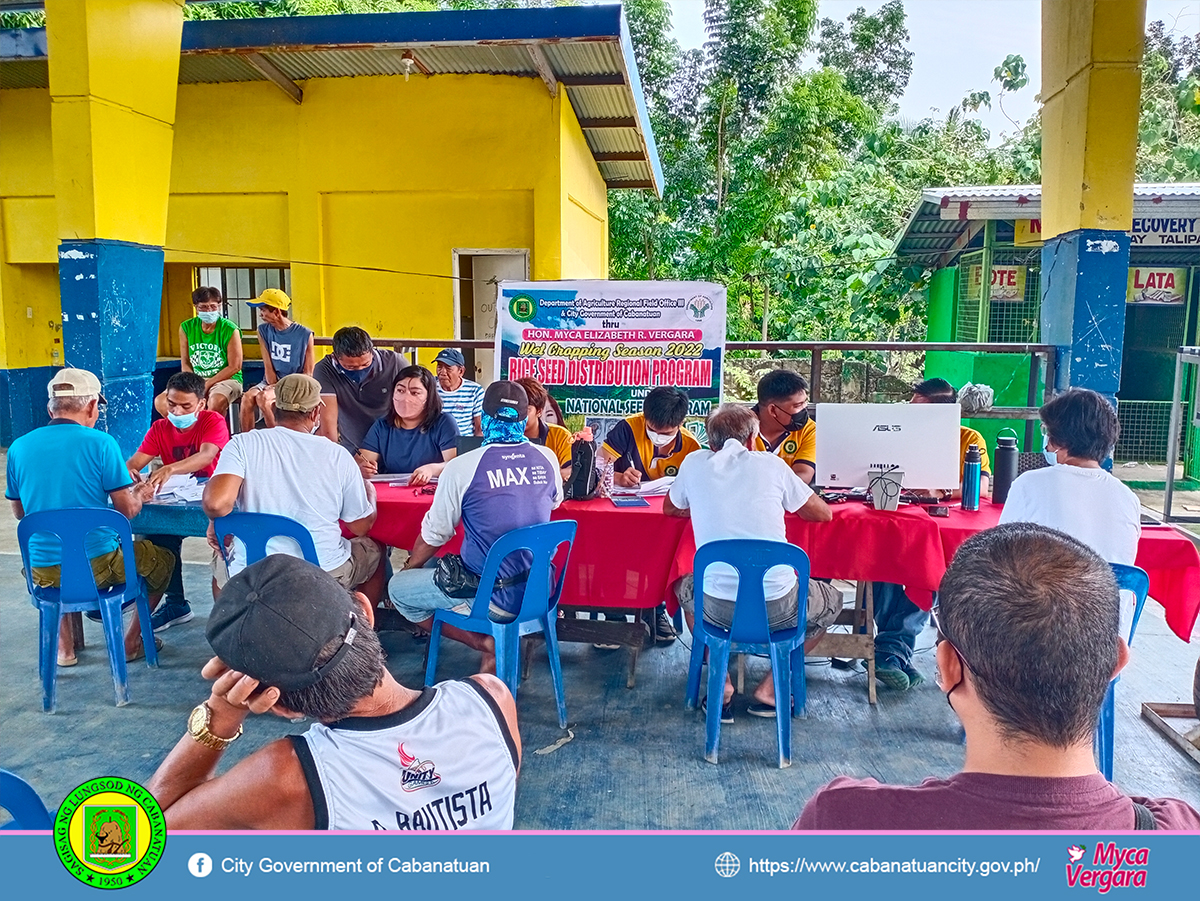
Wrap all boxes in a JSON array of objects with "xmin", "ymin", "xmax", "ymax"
[
  {"xmin": 197, "ymin": 309, "xmax": 221, "ymax": 325},
  {"xmin": 647, "ymin": 428, "xmax": 677, "ymax": 448}
]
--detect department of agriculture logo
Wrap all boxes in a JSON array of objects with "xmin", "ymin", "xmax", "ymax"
[
  {"xmin": 509, "ymin": 294, "xmax": 537, "ymax": 322},
  {"xmin": 686, "ymin": 294, "xmax": 713, "ymax": 322},
  {"xmin": 55, "ymin": 777, "xmax": 165, "ymax": 889},
  {"xmin": 782, "ymin": 438, "xmax": 799, "ymax": 455},
  {"xmin": 714, "ymin": 851, "xmax": 740, "ymax": 878},
  {"xmin": 664, "ymin": 465, "xmax": 679, "ymax": 477}
]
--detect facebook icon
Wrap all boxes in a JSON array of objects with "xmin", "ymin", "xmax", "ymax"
[{"xmin": 189, "ymin": 853, "xmax": 213, "ymax": 878}]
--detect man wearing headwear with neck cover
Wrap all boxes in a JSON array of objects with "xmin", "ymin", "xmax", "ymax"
[{"xmin": 386, "ymin": 381, "xmax": 563, "ymax": 673}]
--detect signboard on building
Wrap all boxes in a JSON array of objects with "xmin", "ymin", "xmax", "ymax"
[
  {"xmin": 1018, "ymin": 216, "xmax": 1200, "ymax": 246},
  {"xmin": 1131, "ymin": 218, "xmax": 1200, "ymax": 245},
  {"xmin": 1127, "ymin": 267, "xmax": 1188, "ymax": 304},
  {"xmin": 966, "ymin": 264, "xmax": 1026, "ymax": 302},
  {"xmin": 495, "ymin": 281, "xmax": 726, "ymax": 420}
]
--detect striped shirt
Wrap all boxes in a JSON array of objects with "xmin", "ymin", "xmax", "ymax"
[{"xmin": 437, "ymin": 379, "xmax": 484, "ymax": 436}]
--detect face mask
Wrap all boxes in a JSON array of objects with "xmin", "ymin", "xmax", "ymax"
[
  {"xmin": 1042, "ymin": 434, "xmax": 1059, "ymax": 467},
  {"xmin": 197, "ymin": 310, "xmax": 221, "ymax": 325},
  {"xmin": 167, "ymin": 411, "xmax": 198, "ymax": 430},
  {"xmin": 774, "ymin": 405, "xmax": 809, "ymax": 432},
  {"xmin": 647, "ymin": 428, "xmax": 677, "ymax": 448},
  {"xmin": 338, "ymin": 361, "xmax": 371, "ymax": 384}
]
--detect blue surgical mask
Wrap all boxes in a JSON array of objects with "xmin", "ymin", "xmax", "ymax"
[
  {"xmin": 1042, "ymin": 434, "xmax": 1059, "ymax": 466},
  {"xmin": 168, "ymin": 411, "xmax": 198, "ymax": 430},
  {"xmin": 197, "ymin": 310, "xmax": 221, "ymax": 325}
]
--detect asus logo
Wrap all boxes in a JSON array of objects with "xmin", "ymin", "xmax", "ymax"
[{"xmin": 872, "ymin": 425, "xmax": 902, "ymax": 432}]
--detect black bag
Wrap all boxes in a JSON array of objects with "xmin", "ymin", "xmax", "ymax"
[
  {"xmin": 433, "ymin": 554, "xmax": 531, "ymax": 600},
  {"xmin": 564, "ymin": 439, "xmax": 600, "ymax": 500}
]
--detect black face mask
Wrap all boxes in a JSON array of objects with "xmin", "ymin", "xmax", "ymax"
[{"xmin": 774, "ymin": 406, "xmax": 809, "ymax": 432}]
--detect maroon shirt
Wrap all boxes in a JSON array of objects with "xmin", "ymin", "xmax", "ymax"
[{"xmin": 794, "ymin": 773, "xmax": 1200, "ymax": 830}]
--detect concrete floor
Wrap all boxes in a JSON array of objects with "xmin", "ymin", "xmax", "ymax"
[{"xmin": 2, "ymin": 456, "xmax": 1198, "ymax": 828}]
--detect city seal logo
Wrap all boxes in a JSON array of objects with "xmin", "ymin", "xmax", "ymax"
[
  {"xmin": 509, "ymin": 294, "xmax": 537, "ymax": 323},
  {"xmin": 782, "ymin": 438, "xmax": 799, "ymax": 455},
  {"xmin": 664, "ymin": 465, "xmax": 679, "ymax": 477},
  {"xmin": 55, "ymin": 777, "xmax": 165, "ymax": 889},
  {"xmin": 686, "ymin": 295, "xmax": 713, "ymax": 322}
]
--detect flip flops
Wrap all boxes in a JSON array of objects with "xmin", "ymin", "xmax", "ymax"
[{"xmin": 126, "ymin": 637, "xmax": 163, "ymax": 662}]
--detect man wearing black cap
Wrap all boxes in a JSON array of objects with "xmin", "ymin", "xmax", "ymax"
[
  {"xmin": 386, "ymin": 380, "xmax": 562, "ymax": 672},
  {"xmin": 433, "ymin": 348, "xmax": 484, "ymax": 438},
  {"xmin": 147, "ymin": 555, "xmax": 521, "ymax": 830}
]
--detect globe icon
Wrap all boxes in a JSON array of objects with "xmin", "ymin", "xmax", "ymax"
[{"xmin": 714, "ymin": 851, "xmax": 740, "ymax": 878}]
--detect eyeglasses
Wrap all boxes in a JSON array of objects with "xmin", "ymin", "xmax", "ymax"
[{"xmin": 930, "ymin": 602, "xmax": 975, "ymax": 674}]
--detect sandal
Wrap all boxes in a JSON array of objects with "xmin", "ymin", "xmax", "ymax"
[
  {"xmin": 58, "ymin": 654, "xmax": 78, "ymax": 667},
  {"xmin": 126, "ymin": 637, "xmax": 163, "ymax": 662}
]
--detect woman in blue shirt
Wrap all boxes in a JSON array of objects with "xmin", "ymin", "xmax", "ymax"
[{"xmin": 356, "ymin": 366, "xmax": 458, "ymax": 485}]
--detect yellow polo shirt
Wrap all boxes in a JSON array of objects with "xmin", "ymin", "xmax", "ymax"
[
  {"xmin": 753, "ymin": 415, "xmax": 816, "ymax": 471},
  {"xmin": 960, "ymin": 426, "xmax": 991, "ymax": 478},
  {"xmin": 537, "ymin": 422, "xmax": 573, "ymax": 469},
  {"xmin": 602, "ymin": 412, "xmax": 701, "ymax": 478}
]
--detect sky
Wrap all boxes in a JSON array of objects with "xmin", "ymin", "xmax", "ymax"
[{"xmin": 664, "ymin": 0, "xmax": 1200, "ymax": 144}]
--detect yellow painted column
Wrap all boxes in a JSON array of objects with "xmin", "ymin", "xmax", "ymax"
[
  {"xmin": 47, "ymin": 0, "xmax": 184, "ymax": 244},
  {"xmin": 1039, "ymin": 0, "xmax": 1145, "ymax": 397},
  {"xmin": 45, "ymin": 0, "xmax": 184, "ymax": 454}
]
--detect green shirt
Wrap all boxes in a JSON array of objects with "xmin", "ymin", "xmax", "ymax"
[{"xmin": 181, "ymin": 317, "xmax": 242, "ymax": 383}]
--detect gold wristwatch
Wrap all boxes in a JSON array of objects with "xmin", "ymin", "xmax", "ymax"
[{"xmin": 187, "ymin": 702, "xmax": 243, "ymax": 750}]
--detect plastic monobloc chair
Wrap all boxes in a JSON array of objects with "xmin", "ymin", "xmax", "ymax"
[
  {"xmin": 684, "ymin": 539, "xmax": 811, "ymax": 768},
  {"xmin": 0, "ymin": 769, "xmax": 53, "ymax": 830},
  {"xmin": 213, "ymin": 512, "xmax": 320, "ymax": 568},
  {"xmin": 1095, "ymin": 563, "xmax": 1150, "ymax": 782},
  {"xmin": 17, "ymin": 508, "xmax": 159, "ymax": 713},
  {"xmin": 424, "ymin": 521, "xmax": 577, "ymax": 729}
]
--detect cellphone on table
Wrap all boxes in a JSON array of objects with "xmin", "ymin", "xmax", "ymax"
[
  {"xmin": 928, "ymin": 505, "xmax": 950, "ymax": 517},
  {"xmin": 611, "ymin": 496, "xmax": 651, "ymax": 508}
]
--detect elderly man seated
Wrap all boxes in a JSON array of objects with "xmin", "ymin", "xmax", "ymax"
[
  {"xmin": 795, "ymin": 524, "xmax": 1200, "ymax": 830},
  {"xmin": 665, "ymin": 404, "xmax": 838, "ymax": 722}
]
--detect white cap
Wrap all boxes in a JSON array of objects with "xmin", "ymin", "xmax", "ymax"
[{"xmin": 47, "ymin": 368, "xmax": 105, "ymax": 402}]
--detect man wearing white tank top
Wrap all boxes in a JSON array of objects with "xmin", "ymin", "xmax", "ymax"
[{"xmin": 147, "ymin": 555, "xmax": 520, "ymax": 830}]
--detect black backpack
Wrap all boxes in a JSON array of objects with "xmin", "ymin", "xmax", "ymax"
[{"xmin": 564, "ymin": 439, "xmax": 599, "ymax": 500}]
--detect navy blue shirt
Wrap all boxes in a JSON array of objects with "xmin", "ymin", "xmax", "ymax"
[{"xmin": 361, "ymin": 413, "xmax": 458, "ymax": 474}]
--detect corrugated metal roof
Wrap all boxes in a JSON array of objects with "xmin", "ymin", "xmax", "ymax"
[
  {"xmin": 0, "ymin": 57, "xmax": 47, "ymax": 89},
  {"xmin": 0, "ymin": 5, "xmax": 663, "ymax": 193},
  {"xmin": 895, "ymin": 183, "xmax": 1200, "ymax": 264}
]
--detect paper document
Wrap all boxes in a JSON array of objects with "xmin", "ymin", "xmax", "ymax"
[
  {"xmin": 368, "ymin": 473, "xmax": 438, "ymax": 486},
  {"xmin": 147, "ymin": 474, "xmax": 204, "ymax": 503},
  {"xmin": 611, "ymin": 476, "xmax": 675, "ymax": 497}
]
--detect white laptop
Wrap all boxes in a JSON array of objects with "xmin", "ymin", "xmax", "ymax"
[{"xmin": 814, "ymin": 403, "xmax": 963, "ymax": 490}]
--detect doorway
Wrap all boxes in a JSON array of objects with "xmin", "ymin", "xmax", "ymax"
[{"xmin": 453, "ymin": 249, "xmax": 529, "ymax": 384}]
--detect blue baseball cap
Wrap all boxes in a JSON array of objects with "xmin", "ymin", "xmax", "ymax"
[{"xmin": 433, "ymin": 348, "xmax": 466, "ymax": 367}]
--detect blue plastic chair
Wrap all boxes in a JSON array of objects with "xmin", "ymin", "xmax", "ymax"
[
  {"xmin": 17, "ymin": 508, "xmax": 158, "ymax": 713},
  {"xmin": 1095, "ymin": 563, "xmax": 1150, "ymax": 781},
  {"xmin": 0, "ymin": 770, "xmax": 53, "ymax": 830},
  {"xmin": 424, "ymin": 521, "xmax": 577, "ymax": 729},
  {"xmin": 684, "ymin": 539, "xmax": 811, "ymax": 768},
  {"xmin": 213, "ymin": 512, "xmax": 320, "ymax": 568}
]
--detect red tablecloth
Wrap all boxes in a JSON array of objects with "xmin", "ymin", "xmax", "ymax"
[
  {"xmin": 370, "ymin": 487, "xmax": 689, "ymax": 610},
  {"xmin": 370, "ymin": 488, "xmax": 1200, "ymax": 642},
  {"xmin": 667, "ymin": 501, "xmax": 1200, "ymax": 642}
]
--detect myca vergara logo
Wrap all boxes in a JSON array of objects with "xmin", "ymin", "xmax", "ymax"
[
  {"xmin": 55, "ymin": 777, "xmax": 165, "ymax": 889},
  {"xmin": 509, "ymin": 294, "xmax": 537, "ymax": 323},
  {"xmin": 1065, "ymin": 842, "xmax": 1149, "ymax": 893}
]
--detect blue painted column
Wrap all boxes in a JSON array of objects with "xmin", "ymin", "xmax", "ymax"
[
  {"xmin": 1039, "ymin": 229, "xmax": 1130, "ymax": 401},
  {"xmin": 57, "ymin": 238, "xmax": 163, "ymax": 456}
]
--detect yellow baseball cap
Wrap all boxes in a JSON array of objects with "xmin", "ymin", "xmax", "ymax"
[{"xmin": 249, "ymin": 288, "xmax": 290, "ymax": 311}]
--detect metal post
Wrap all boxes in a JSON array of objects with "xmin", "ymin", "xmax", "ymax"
[
  {"xmin": 810, "ymin": 350, "xmax": 823, "ymax": 405},
  {"xmin": 1164, "ymin": 350, "xmax": 1186, "ymax": 522}
]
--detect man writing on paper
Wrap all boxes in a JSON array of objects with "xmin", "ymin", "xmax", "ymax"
[
  {"xmin": 127, "ymin": 371, "xmax": 230, "ymax": 632},
  {"xmin": 599, "ymin": 386, "xmax": 700, "ymax": 488}
]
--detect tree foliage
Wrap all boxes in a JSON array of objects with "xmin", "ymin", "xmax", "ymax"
[{"xmin": 815, "ymin": 0, "xmax": 912, "ymax": 113}]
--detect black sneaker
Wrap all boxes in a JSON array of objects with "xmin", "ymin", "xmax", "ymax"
[
  {"xmin": 702, "ymin": 695, "xmax": 734, "ymax": 724},
  {"xmin": 150, "ymin": 601, "xmax": 193, "ymax": 633},
  {"xmin": 654, "ymin": 610, "xmax": 677, "ymax": 646},
  {"xmin": 373, "ymin": 607, "xmax": 411, "ymax": 633},
  {"xmin": 901, "ymin": 662, "xmax": 926, "ymax": 688}
]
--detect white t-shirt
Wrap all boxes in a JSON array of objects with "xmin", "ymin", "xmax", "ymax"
[
  {"xmin": 999, "ymin": 464, "xmax": 1142, "ymax": 635},
  {"xmin": 668, "ymin": 440, "xmax": 814, "ymax": 600},
  {"xmin": 213, "ymin": 428, "xmax": 374, "ymax": 574}
]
